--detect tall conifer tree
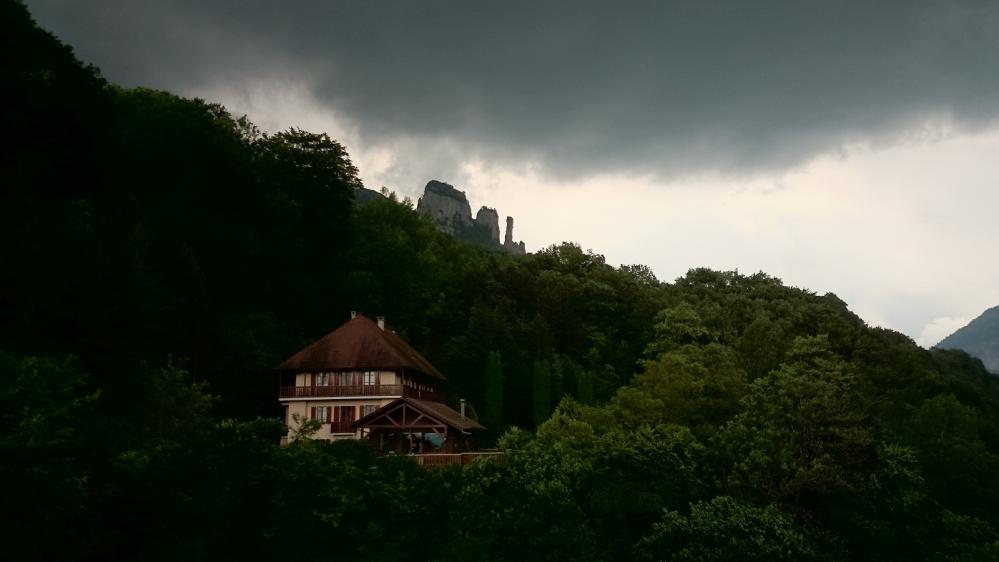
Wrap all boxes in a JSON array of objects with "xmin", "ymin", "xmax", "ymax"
[
  {"xmin": 484, "ymin": 350, "xmax": 504, "ymax": 431},
  {"xmin": 532, "ymin": 359, "xmax": 551, "ymax": 427}
]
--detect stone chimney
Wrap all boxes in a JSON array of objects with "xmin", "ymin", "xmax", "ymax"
[
  {"xmin": 376, "ymin": 316, "xmax": 385, "ymax": 330},
  {"xmin": 460, "ymin": 398, "xmax": 466, "ymax": 418},
  {"xmin": 350, "ymin": 310, "xmax": 358, "ymax": 319}
]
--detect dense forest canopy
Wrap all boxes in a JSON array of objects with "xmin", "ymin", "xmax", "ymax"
[{"xmin": 3, "ymin": 2, "xmax": 999, "ymax": 560}]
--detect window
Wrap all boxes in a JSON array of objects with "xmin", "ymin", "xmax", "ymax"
[
  {"xmin": 335, "ymin": 372, "xmax": 362, "ymax": 386},
  {"xmin": 363, "ymin": 371, "xmax": 377, "ymax": 386},
  {"xmin": 313, "ymin": 406, "xmax": 331, "ymax": 422},
  {"xmin": 333, "ymin": 405, "xmax": 355, "ymax": 422},
  {"xmin": 361, "ymin": 404, "xmax": 378, "ymax": 417},
  {"xmin": 315, "ymin": 373, "xmax": 330, "ymax": 386}
]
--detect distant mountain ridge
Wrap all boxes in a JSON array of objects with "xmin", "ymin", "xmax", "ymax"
[
  {"xmin": 354, "ymin": 186, "xmax": 384, "ymax": 205},
  {"xmin": 937, "ymin": 305, "xmax": 999, "ymax": 374}
]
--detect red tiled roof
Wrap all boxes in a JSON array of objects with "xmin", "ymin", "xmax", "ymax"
[{"xmin": 275, "ymin": 315, "xmax": 446, "ymax": 380}]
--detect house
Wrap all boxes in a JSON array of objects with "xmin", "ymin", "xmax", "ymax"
[{"xmin": 277, "ymin": 312, "xmax": 483, "ymax": 452}]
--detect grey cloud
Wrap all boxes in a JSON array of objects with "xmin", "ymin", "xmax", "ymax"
[{"xmin": 26, "ymin": 0, "xmax": 999, "ymax": 180}]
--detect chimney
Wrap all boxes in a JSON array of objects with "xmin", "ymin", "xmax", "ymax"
[
  {"xmin": 350, "ymin": 310, "xmax": 357, "ymax": 319},
  {"xmin": 460, "ymin": 398, "xmax": 466, "ymax": 418},
  {"xmin": 376, "ymin": 316, "xmax": 385, "ymax": 330}
]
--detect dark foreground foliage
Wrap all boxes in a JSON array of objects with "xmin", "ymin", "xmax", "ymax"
[{"xmin": 3, "ymin": 2, "xmax": 999, "ymax": 561}]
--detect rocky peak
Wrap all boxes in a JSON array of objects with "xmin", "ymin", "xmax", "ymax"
[
  {"xmin": 504, "ymin": 216, "xmax": 526, "ymax": 254},
  {"xmin": 416, "ymin": 180, "xmax": 526, "ymax": 255},
  {"xmin": 416, "ymin": 180, "xmax": 473, "ymax": 234},
  {"xmin": 475, "ymin": 207, "xmax": 500, "ymax": 242},
  {"xmin": 424, "ymin": 179, "xmax": 468, "ymax": 201}
]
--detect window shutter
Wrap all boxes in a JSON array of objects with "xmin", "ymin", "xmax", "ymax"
[
  {"xmin": 310, "ymin": 373, "xmax": 315, "ymax": 387},
  {"xmin": 350, "ymin": 405, "xmax": 356, "ymax": 421},
  {"xmin": 310, "ymin": 406, "xmax": 316, "ymax": 420},
  {"xmin": 327, "ymin": 407, "xmax": 332, "ymax": 423}
]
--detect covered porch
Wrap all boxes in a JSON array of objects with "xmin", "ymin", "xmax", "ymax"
[{"xmin": 351, "ymin": 396, "xmax": 485, "ymax": 455}]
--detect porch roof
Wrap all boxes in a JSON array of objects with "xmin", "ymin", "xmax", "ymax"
[{"xmin": 351, "ymin": 396, "xmax": 485, "ymax": 432}]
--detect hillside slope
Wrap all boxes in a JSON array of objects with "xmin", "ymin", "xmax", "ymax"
[{"xmin": 938, "ymin": 305, "xmax": 999, "ymax": 374}]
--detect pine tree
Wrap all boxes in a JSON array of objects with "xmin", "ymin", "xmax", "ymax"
[
  {"xmin": 484, "ymin": 350, "xmax": 504, "ymax": 431},
  {"xmin": 532, "ymin": 359, "xmax": 551, "ymax": 427},
  {"xmin": 551, "ymin": 354, "xmax": 564, "ymax": 405},
  {"xmin": 578, "ymin": 369, "xmax": 594, "ymax": 405}
]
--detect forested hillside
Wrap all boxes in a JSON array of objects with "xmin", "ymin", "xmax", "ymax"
[{"xmin": 3, "ymin": 3, "xmax": 999, "ymax": 560}]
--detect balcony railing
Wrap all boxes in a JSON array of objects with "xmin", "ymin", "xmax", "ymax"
[
  {"xmin": 411, "ymin": 452, "xmax": 505, "ymax": 468},
  {"xmin": 328, "ymin": 420, "xmax": 356, "ymax": 434},
  {"xmin": 279, "ymin": 384, "xmax": 441, "ymax": 401}
]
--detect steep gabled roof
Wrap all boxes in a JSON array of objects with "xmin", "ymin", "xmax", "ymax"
[
  {"xmin": 275, "ymin": 315, "xmax": 446, "ymax": 380},
  {"xmin": 351, "ymin": 396, "xmax": 485, "ymax": 432}
]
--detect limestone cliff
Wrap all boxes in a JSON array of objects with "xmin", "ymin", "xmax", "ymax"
[
  {"xmin": 476, "ymin": 207, "xmax": 500, "ymax": 242},
  {"xmin": 504, "ymin": 216, "xmax": 526, "ymax": 254},
  {"xmin": 416, "ymin": 180, "xmax": 473, "ymax": 234},
  {"xmin": 416, "ymin": 180, "xmax": 526, "ymax": 254}
]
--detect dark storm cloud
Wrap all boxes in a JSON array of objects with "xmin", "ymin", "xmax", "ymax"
[{"xmin": 26, "ymin": 0, "xmax": 999, "ymax": 179}]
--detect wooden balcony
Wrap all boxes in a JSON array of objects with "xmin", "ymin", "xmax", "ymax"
[
  {"xmin": 328, "ymin": 420, "xmax": 356, "ymax": 434},
  {"xmin": 279, "ymin": 384, "xmax": 441, "ymax": 401},
  {"xmin": 410, "ymin": 451, "xmax": 504, "ymax": 468}
]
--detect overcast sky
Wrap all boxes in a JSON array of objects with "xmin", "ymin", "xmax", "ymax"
[{"xmin": 27, "ymin": 0, "xmax": 999, "ymax": 346}]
